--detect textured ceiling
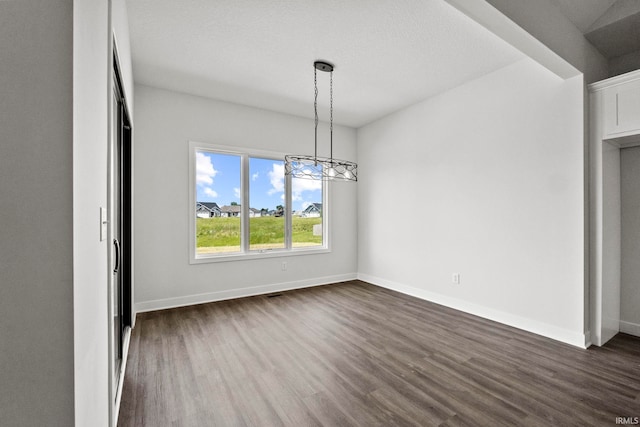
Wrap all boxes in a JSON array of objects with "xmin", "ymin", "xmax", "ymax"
[
  {"xmin": 126, "ymin": 0, "xmax": 524, "ymax": 128},
  {"xmin": 550, "ymin": 0, "xmax": 617, "ymax": 32},
  {"xmin": 585, "ymin": 10, "xmax": 640, "ymax": 58},
  {"xmin": 549, "ymin": 0, "xmax": 640, "ymax": 62}
]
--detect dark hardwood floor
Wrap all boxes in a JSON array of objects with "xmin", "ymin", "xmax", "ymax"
[{"xmin": 118, "ymin": 280, "xmax": 640, "ymax": 426}]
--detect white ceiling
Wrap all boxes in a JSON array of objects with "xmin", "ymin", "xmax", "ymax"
[
  {"xmin": 126, "ymin": 0, "xmax": 524, "ymax": 128},
  {"xmin": 550, "ymin": 0, "xmax": 617, "ymax": 32},
  {"xmin": 549, "ymin": 0, "xmax": 640, "ymax": 62}
]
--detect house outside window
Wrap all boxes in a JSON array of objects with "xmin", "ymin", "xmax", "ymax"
[{"xmin": 189, "ymin": 141, "xmax": 328, "ymax": 262}]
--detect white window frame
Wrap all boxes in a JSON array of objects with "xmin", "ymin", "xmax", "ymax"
[{"xmin": 189, "ymin": 141, "xmax": 330, "ymax": 264}]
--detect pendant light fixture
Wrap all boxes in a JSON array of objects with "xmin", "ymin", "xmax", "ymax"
[{"xmin": 285, "ymin": 61, "xmax": 357, "ymax": 182}]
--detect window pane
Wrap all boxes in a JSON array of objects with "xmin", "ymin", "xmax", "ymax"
[
  {"xmin": 195, "ymin": 151, "xmax": 241, "ymax": 254},
  {"xmin": 249, "ymin": 157, "xmax": 285, "ymax": 251},
  {"xmin": 292, "ymin": 170, "xmax": 323, "ymax": 248}
]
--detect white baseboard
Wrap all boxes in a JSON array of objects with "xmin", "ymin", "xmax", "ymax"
[
  {"xmin": 135, "ymin": 273, "xmax": 357, "ymax": 313},
  {"xmin": 620, "ymin": 320, "xmax": 640, "ymax": 338},
  {"xmin": 358, "ymin": 273, "xmax": 588, "ymax": 349},
  {"xmin": 584, "ymin": 330, "xmax": 592, "ymax": 348}
]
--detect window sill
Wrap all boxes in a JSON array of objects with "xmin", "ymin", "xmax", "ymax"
[{"xmin": 190, "ymin": 247, "xmax": 330, "ymax": 264}]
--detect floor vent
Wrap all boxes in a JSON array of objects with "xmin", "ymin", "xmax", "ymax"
[{"xmin": 266, "ymin": 293, "xmax": 283, "ymax": 298}]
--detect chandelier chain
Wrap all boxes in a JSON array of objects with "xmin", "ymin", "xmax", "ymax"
[
  {"xmin": 330, "ymin": 70, "xmax": 333, "ymax": 162},
  {"xmin": 314, "ymin": 66, "xmax": 319, "ymax": 162}
]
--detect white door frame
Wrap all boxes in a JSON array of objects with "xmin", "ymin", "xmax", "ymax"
[{"xmin": 108, "ymin": 32, "xmax": 134, "ymax": 427}]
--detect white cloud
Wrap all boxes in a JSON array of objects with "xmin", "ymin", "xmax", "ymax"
[
  {"xmin": 252, "ymin": 172, "xmax": 259, "ymax": 181},
  {"xmin": 292, "ymin": 174, "xmax": 321, "ymax": 201},
  {"xmin": 267, "ymin": 163, "xmax": 321, "ymax": 201},
  {"xmin": 268, "ymin": 163, "xmax": 285, "ymax": 195},
  {"xmin": 196, "ymin": 152, "xmax": 218, "ymax": 186},
  {"xmin": 301, "ymin": 201, "xmax": 312, "ymax": 210},
  {"xmin": 267, "ymin": 163, "xmax": 322, "ymax": 207},
  {"xmin": 234, "ymin": 187, "xmax": 241, "ymax": 199},
  {"xmin": 204, "ymin": 187, "xmax": 218, "ymax": 198}
]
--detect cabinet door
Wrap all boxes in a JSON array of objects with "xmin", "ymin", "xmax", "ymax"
[{"xmin": 604, "ymin": 79, "xmax": 640, "ymax": 138}]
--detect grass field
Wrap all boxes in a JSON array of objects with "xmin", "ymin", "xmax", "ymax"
[{"xmin": 196, "ymin": 216, "xmax": 322, "ymax": 253}]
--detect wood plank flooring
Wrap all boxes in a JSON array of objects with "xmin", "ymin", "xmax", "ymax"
[{"xmin": 118, "ymin": 280, "xmax": 640, "ymax": 426}]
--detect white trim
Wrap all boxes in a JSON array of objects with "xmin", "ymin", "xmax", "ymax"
[
  {"xmin": 107, "ymin": 33, "xmax": 116, "ymax": 427},
  {"xmin": 620, "ymin": 320, "xmax": 640, "ymax": 338},
  {"xmin": 584, "ymin": 331, "xmax": 592, "ymax": 348},
  {"xmin": 189, "ymin": 246, "xmax": 331, "ymax": 264},
  {"xmin": 135, "ymin": 273, "xmax": 357, "ymax": 313},
  {"xmin": 589, "ymin": 69, "xmax": 640, "ymax": 347},
  {"xmin": 113, "ymin": 326, "xmax": 131, "ymax": 424},
  {"xmin": 188, "ymin": 140, "xmax": 329, "ymax": 264},
  {"xmin": 241, "ymin": 153, "xmax": 249, "ymax": 251},
  {"xmin": 589, "ymin": 69, "xmax": 640, "ymax": 92},
  {"xmin": 109, "ymin": 36, "xmax": 135, "ymax": 427},
  {"xmin": 603, "ymin": 132, "xmax": 640, "ymax": 147},
  {"xmin": 358, "ymin": 273, "xmax": 588, "ymax": 349}
]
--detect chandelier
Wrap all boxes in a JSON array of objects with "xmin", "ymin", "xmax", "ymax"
[{"xmin": 285, "ymin": 61, "xmax": 357, "ymax": 182}]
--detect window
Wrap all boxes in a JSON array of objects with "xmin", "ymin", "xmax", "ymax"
[
  {"xmin": 249, "ymin": 157, "xmax": 285, "ymax": 251},
  {"xmin": 195, "ymin": 151, "xmax": 241, "ymax": 254},
  {"xmin": 190, "ymin": 142, "xmax": 327, "ymax": 262}
]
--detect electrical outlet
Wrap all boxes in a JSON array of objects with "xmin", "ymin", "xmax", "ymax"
[
  {"xmin": 281, "ymin": 262, "xmax": 287, "ymax": 271},
  {"xmin": 452, "ymin": 273, "xmax": 460, "ymax": 284}
]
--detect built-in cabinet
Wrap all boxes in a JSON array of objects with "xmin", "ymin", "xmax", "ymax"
[
  {"xmin": 603, "ymin": 77, "xmax": 640, "ymax": 139},
  {"xmin": 589, "ymin": 69, "xmax": 640, "ymax": 347}
]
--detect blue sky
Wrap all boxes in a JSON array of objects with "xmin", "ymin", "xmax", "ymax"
[{"xmin": 196, "ymin": 151, "xmax": 322, "ymax": 212}]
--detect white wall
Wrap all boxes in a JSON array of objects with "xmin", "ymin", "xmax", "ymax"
[
  {"xmin": 621, "ymin": 146, "xmax": 640, "ymax": 336},
  {"xmin": 133, "ymin": 85, "xmax": 357, "ymax": 310},
  {"xmin": 447, "ymin": 0, "xmax": 610, "ymax": 340},
  {"xmin": 357, "ymin": 58, "xmax": 586, "ymax": 347},
  {"xmin": 73, "ymin": 0, "xmax": 109, "ymax": 424},
  {"xmin": 1, "ymin": 1, "xmax": 132, "ymax": 424},
  {"xmin": 72, "ymin": 0, "xmax": 110, "ymax": 425},
  {"xmin": 610, "ymin": 50, "xmax": 640, "ymax": 78},
  {"xmin": 0, "ymin": 2, "xmax": 75, "ymax": 425}
]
